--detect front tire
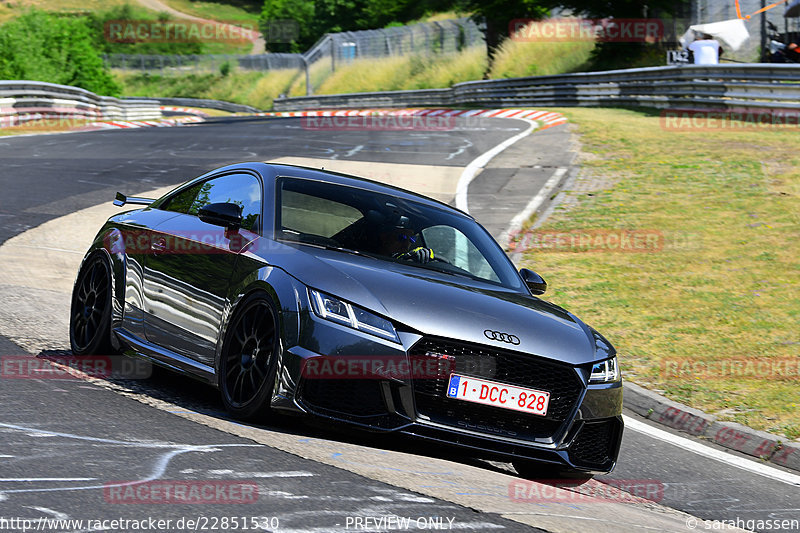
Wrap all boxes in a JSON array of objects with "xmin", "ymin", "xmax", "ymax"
[
  {"xmin": 219, "ymin": 292, "xmax": 280, "ymax": 421},
  {"xmin": 69, "ymin": 253, "xmax": 114, "ymax": 355}
]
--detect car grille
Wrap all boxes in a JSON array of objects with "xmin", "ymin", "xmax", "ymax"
[
  {"xmin": 568, "ymin": 418, "xmax": 621, "ymax": 469},
  {"xmin": 299, "ymin": 379, "xmax": 387, "ymax": 418},
  {"xmin": 410, "ymin": 337, "xmax": 584, "ymax": 441}
]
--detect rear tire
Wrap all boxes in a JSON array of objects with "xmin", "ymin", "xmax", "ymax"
[
  {"xmin": 219, "ymin": 292, "xmax": 280, "ymax": 421},
  {"xmin": 69, "ymin": 253, "xmax": 114, "ymax": 355}
]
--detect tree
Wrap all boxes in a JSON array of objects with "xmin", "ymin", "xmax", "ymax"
[
  {"xmin": 550, "ymin": 0, "xmax": 691, "ymax": 70},
  {"xmin": 457, "ymin": 0, "xmax": 549, "ymax": 64},
  {"xmin": 260, "ymin": 0, "xmax": 460, "ymax": 52},
  {"xmin": 260, "ymin": 0, "xmax": 316, "ymax": 52},
  {"xmin": 0, "ymin": 11, "xmax": 120, "ymax": 96}
]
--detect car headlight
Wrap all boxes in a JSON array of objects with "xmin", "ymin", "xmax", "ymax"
[
  {"xmin": 308, "ymin": 289, "xmax": 399, "ymax": 343},
  {"xmin": 589, "ymin": 357, "xmax": 621, "ymax": 383}
]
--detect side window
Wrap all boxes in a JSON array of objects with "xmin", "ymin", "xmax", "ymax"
[
  {"xmin": 160, "ymin": 174, "xmax": 262, "ymax": 232},
  {"xmin": 422, "ymin": 225, "xmax": 500, "ymax": 282},
  {"xmin": 161, "ymin": 183, "xmax": 202, "ymax": 214}
]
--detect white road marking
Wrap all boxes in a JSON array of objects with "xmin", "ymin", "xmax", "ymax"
[
  {"xmin": 0, "ymin": 478, "xmax": 95, "ymax": 482},
  {"xmin": 0, "ymin": 421, "xmax": 263, "ymax": 496},
  {"xmin": 26, "ymin": 506, "xmax": 69, "ymax": 519},
  {"xmin": 499, "ymin": 166, "xmax": 568, "ymax": 249},
  {"xmin": 454, "ymin": 120, "xmax": 537, "ymax": 213},
  {"xmin": 624, "ymin": 416, "xmax": 800, "ymax": 487},
  {"xmin": 244, "ymin": 471, "xmax": 316, "ymax": 478},
  {"xmin": 345, "ymin": 144, "xmax": 364, "ymax": 157}
]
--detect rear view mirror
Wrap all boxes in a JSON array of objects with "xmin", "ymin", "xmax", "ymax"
[
  {"xmin": 198, "ymin": 202, "xmax": 243, "ymax": 229},
  {"xmin": 520, "ymin": 268, "xmax": 547, "ymax": 295}
]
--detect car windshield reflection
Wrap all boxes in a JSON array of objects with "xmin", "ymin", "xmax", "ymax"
[{"xmin": 275, "ymin": 176, "xmax": 522, "ymax": 290}]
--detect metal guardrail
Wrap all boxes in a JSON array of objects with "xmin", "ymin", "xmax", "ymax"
[
  {"xmin": 0, "ymin": 80, "xmax": 161, "ymax": 125},
  {"xmin": 274, "ymin": 64, "xmax": 800, "ymax": 113},
  {"xmin": 128, "ymin": 97, "xmax": 262, "ymax": 114},
  {"xmin": 105, "ymin": 53, "xmax": 304, "ymax": 73}
]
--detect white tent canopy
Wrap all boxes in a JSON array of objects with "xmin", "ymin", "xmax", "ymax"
[{"xmin": 680, "ymin": 18, "xmax": 751, "ymax": 51}]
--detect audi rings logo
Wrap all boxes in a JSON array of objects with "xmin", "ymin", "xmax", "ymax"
[{"xmin": 484, "ymin": 330, "xmax": 521, "ymax": 345}]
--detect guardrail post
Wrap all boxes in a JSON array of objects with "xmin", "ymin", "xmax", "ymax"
[{"xmin": 300, "ymin": 56, "xmax": 311, "ymax": 96}]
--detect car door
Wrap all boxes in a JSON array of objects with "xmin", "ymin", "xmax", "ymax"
[{"xmin": 142, "ymin": 172, "xmax": 262, "ymax": 366}]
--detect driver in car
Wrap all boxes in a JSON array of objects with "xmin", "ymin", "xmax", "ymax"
[{"xmin": 378, "ymin": 224, "xmax": 434, "ymax": 263}]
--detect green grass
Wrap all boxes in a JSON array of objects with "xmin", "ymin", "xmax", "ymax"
[
  {"xmin": 489, "ymin": 39, "xmax": 594, "ymax": 78},
  {"xmin": 116, "ymin": 68, "xmax": 298, "ymax": 109},
  {"xmin": 515, "ymin": 107, "xmax": 800, "ymax": 438},
  {"xmin": 0, "ymin": 0, "xmax": 158, "ymax": 23},
  {"xmin": 110, "ymin": 15, "xmax": 598, "ymax": 105},
  {"xmin": 285, "ymin": 47, "xmax": 487, "ymax": 96},
  {"xmin": 157, "ymin": 0, "xmax": 260, "ymax": 24}
]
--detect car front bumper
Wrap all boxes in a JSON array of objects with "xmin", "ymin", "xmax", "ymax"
[{"xmin": 273, "ymin": 313, "xmax": 624, "ymax": 473}]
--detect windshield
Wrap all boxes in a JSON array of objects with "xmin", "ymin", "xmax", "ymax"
[{"xmin": 275, "ymin": 177, "xmax": 524, "ymax": 290}]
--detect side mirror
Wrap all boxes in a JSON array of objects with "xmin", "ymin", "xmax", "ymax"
[
  {"xmin": 198, "ymin": 202, "xmax": 242, "ymax": 229},
  {"xmin": 520, "ymin": 268, "xmax": 547, "ymax": 295}
]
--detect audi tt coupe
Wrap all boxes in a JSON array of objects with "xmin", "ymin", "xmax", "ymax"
[{"xmin": 69, "ymin": 162, "xmax": 623, "ymax": 477}]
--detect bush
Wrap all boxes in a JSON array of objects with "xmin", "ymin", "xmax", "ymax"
[{"xmin": 0, "ymin": 10, "xmax": 121, "ymax": 96}]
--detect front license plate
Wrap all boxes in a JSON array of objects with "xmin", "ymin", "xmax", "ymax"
[{"xmin": 446, "ymin": 374, "xmax": 550, "ymax": 417}]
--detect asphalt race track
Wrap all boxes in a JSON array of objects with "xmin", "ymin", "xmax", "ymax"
[{"xmin": 0, "ymin": 116, "xmax": 798, "ymax": 532}]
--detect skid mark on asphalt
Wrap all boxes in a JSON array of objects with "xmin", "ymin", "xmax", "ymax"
[{"xmin": 0, "ymin": 421, "xmax": 263, "ymax": 497}]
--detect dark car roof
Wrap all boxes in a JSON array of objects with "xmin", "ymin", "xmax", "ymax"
[{"xmin": 218, "ymin": 162, "xmax": 473, "ymax": 220}]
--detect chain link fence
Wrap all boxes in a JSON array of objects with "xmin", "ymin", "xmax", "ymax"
[
  {"xmin": 305, "ymin": 18, "xmax": 484, "ymax": 66},
  {"xmin": 105, "ymin": 17, "xmax": 484, "ymax": 75}
]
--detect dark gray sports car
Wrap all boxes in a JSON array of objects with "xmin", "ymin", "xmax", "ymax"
[{"xmin": 69, "ymin": 162, "xmax": 623, "ymax": 477}]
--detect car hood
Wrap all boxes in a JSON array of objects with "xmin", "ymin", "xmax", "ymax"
[{"xmin": 268, "ymin": 244, "xmax": 599, "ymax": 365}]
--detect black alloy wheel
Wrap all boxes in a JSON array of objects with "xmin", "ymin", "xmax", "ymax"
[
  {"xmin": 219, "ymin": 292, "xmax": 280, "ymax": 420},
  {"xmin": 69, "ymin": 253, "xmax": 114, "ymax": 355}
]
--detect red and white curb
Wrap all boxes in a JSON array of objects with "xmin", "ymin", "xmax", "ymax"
[
  {"xmin": 80, "ymin": 115, "xmax": 204, "ymax": 131},
  {"xmin": 625, "ymin": 382, "xmax": 800, "ymax": 474},
  {"xmin": 254, "ymin": 108, "xmax": 568, "ymax": 129},
  {"xmin": 160, "ymin": 106, "xmax": 211, "ymax": 118}
]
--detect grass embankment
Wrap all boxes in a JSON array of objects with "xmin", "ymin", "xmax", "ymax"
[
  {"xmin": 0, "ymin": 0, "xmax": 158, "ymax": 23},
  {"xmin": 115, "ymin": 38, "xmax": 595, "ymax": 105},
  {"xmin": 515, "ymin": 108, "xmax": 799, "ymax": 438},
  {"xmin": 115, "ymin": 46, "xmax": 490, "ymax": 106},
  {"xmin": 297, "ymin": 47, "xmax": 487, "ymax": 96},
  {"xmin": 116, "ymin": 69, "xmax": 299, "ymax": 109},
  {"xmin": 490, "ymin": 39, "xmax": 595, "ymax": 78}
]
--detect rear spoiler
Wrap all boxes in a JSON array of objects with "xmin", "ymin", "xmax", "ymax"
[{"xmin": 114, "ymin": 192, "xmax": 155, "ymax": 207}]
